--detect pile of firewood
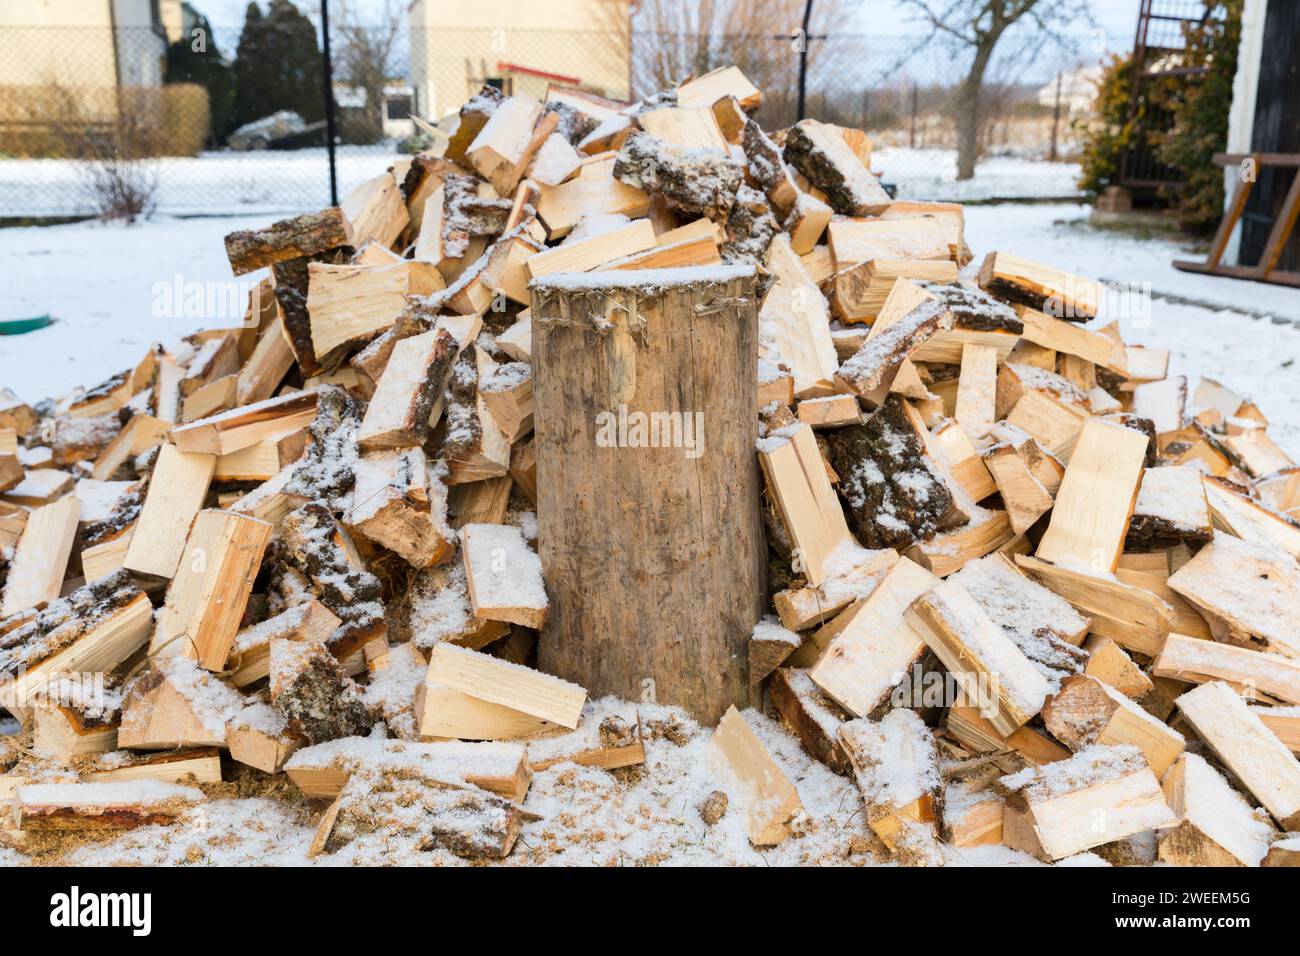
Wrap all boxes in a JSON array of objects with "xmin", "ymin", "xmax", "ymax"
[{"xmin": 3, "ymin": 64, "xmax": 1300, "ymax": 867}]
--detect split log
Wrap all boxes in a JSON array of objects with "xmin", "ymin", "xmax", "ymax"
[
  {"xmin": 834, "ymin": 285, "xmax": 951, "ymax": 403},
  {"xmin": 440, "ymin": 345, "xmax": 512, "ymax": 484},
  {"xmin": 954, "ymin": 343, "xmax": 998, "ymax": 439},
  {"xmin": 828, "ymin": 216, "xmax": 949, "ymax": 265},
  {"xmin": 0, "ymin": 495, "xmax": 79, "ymax": 617},
  {"xmin": 1083, "ymin": 634, "xmax": 1153, "ymax": 699},
  {"xmin": 284, "ymin": 737, "xmax": 532, "ymax": 802},
  {"xmin": 0, "ymin": 571, "xmax": 151, "ymax": 717},
  {"xmin": 996, "ymin": 744, "xmax": 1175, "ymax": 860},
  {"xmin": 677, "ymin": 66, "xmax": 761, "ymax": 111},
  {"xmin": 269, "ymin": 639, "xmax": 374, "ymax": 744},
  {"xmin": 170, "ymin": 389, "xmax": 319, "ymax": 457},
  {"xmin": 534, "ymin": 157, "xmax": 651, "ymax": 239},
  {"xmin": 1158, "ymin": 752, "xmax": 1277, "ymax": 866},
  {"xmin": 758, "ymin": 421, "xmax": 852, "ymax": 585},
  {"xmin": 826, "ymin": 395, "xmax": 965, "ymax": 551},
  {"xmin": 941, "ymin": 781, "xmax": 1004, "ymax": 847},
  {"xmin": 1202, "ymin": 476, "xmax": 1300, "ymax": 558},
  {"xmin": 356, "ymin": 328, "xmax": 458, "ymax": 450},
  {"xmin": 346, "ymin": 450, "xmax": 455, "ymax": 569},
  {"xmin": 613, "ymin": 131, "xmax": 743, "ymax": 219},
  {"xmin": 904, "ymin": 579, "xmax": 1051, "ymax": 735},
  {"xmin": 759, "ymin": 235, "xmax": 838, "ymax": 398},
  {"xmin": 150, "ymin": 509, "xmax": 273, "ymax": 670},
  {"xmin": 224, "ymin": 208, "xmax": 351, "ymax": 276},
  {"xmin": 340, "ymin": 171, "xmax": 409, "ymax": 250},
  {"xmin": 82, "ymin": 748, "xmax": 223, "ymax": 785},
  {"xmin": 530, "ymin": 265, "xmax": 765, "ymax": 722},
  {"xmin": 1175, "ymin": 680, "xmax": 1300, "ymax": 828},
  {"xmin": 416, "ymin": 643, "xmax": 585, "ymax": 740},
  {"xmin": 709, "ymin": 706, "xmax": 803, "ymax": 845},
  {"xmin": 118, "ymin": 659, "xmax": 242, "ymax": 749},
  {"xmin": 948, "ymin": 553, "xmax": 1090, "ymax": 686},
  {"xmin": 318, "ymin": 769, "xmax": 530, "ymax": 860},
  {"xmin": 977, "ymin": 251, "xmax": 1102, "ymax": 320},
  {"xmin": 1153, "ymin": 632, "xmax": 1300, "ymax": 705},
  {"xmin": 768, "ymin": 667, "xmax": 852, "ymax": 775},
  {"xmin": 466, "ymin": 95, "xmax": 544, "ymax": 195},
  {"xmin": 305, "ymin": 262, "xmax": 410, "ymax": 364},
  {"xmin": 1167, "ymin": 532, "xmax": 1300, "ymax": 659},
  {"xmin": 1017, "ymin": 554, "xmax": 1167, "ymax": 657},
  {"xmin": 981, "ymin": 441, "xmax": 1054, "ymax": 535},
  {"xmin": 227, "ymin": 599, "xmax": 341, "ymax": 688},
  {"xmin": 1041, "ymin": 674, "xmax": 1185, "ymax": 776},
  {"xmin": 460, "ymin": 522, "xmax": 548, "ymax": 628},
  {"xmin": 782, "ymin": 120, "xmax": 890, "ymax": 216},
  {"xmin": 13, "ymin": 781, "xmax": 202, "ymax": 831},
  {"xmin": 277, "ymin": 503, "xmax": 386, "ymax": 660},
  {"xmin": 479, "ymin": 363, "xmax": 533, "ymax": 443},
  {"xmin": 839, "ymin": 710, "xmax": 943, "ymax": 864},
  {"xmin": 807, "ymin": 557, "xmax": 937, "ymax": 717},
  {"xmin": 33, "ymin": 704, "xmax": 118, "ymax": 762},
  {"xmin": 1033, "ymin": 418, "xmax": 1148, "ymax": 573},
  {"xmin": 748, "ymin": 617, "xmax": 801, "ymax": 685}
]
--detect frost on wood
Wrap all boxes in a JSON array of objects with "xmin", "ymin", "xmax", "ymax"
[
  {"xmin": 283, "ymin": 385, "xmax": 362, "ymax": 510},
  {"xmin": 613, "ymin": 131, "xmax": 744, "ymax": 219},
  {"xmin": 826, "ymin": 395, "xmax": 965, "ymax": 550},
  {"xmin": 441, "ymin": 172, "xmax": 513, "ymax": 259},
  {"xmin": 269, "ymin": 639, "xmax": 374, "ymax": 744},
  {"xmin": 721, "ymin": 185, "xmax": 780, "ymax": 265},
  {"xmin": 276, "ymin": 504, "xmax": 385, "ymax": 656},
  {"xmin": 782, "ymin": 120, "xmax": 890, "ymax": 216},
  {"xmin": 0, "ymin": 569, "xmax": 140, "ymax": 682},
  {"xmin": 948, "ymin": 555, "xmax": 1089, "ymax": 689},
  {"xmin": 321, "ymin": 768, "xmax": 527, "ymax": 860},
  {"xmin": 918, "ymin": 281, "xmax": 1023, "ymax": 332},
  {"xmin": 836, "ymin": 298, "xmax": 951, "ymax": 399},
  {"xmin": 271, "ymin": 247, "xmax": 352, "ymax": 376}
]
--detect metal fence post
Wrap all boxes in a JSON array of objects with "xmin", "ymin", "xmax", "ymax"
[
  {"xmin": 796, "ymin": 0, "xmax": 814, "ymax": 121},
  {"xmin": 320, "ymin": 0, "xmax": 339, "ymax": 206}
]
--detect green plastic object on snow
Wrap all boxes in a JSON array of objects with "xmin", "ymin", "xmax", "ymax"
[{"xmin": 0, "ymin": 315, "xmax": 53, "ymax": 335}]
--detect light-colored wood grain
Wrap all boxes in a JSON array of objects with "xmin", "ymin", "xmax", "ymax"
[
  {"xmin": 1035, "ymin": 418, "xmax": 1148, "ymax": 573},
  {"xmin": 122, "ymin": 443, "xmax": 215, "ymax": 579},
  {"xmin": 710, "ymin": 705, "xmax": 803, "ymax": 845},
  {"xmin": 0, "ymin": 495, "xmax": 79, "ymax": 617},
  {"xmin": 1176, "ymin": 680, "xmax": 1300, "ymax": 828},
  {"xmin": 150, "ymin": 509, "xmax": 273, "ymax": 670}
]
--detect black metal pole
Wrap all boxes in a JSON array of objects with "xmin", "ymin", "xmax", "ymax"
[
  {"xmin": 321, "ymin": 0, "xmax": 338, "ymax": 206},
  {"xmin": 796, "ymin": 0, "xmax": 814, "ymax": 121}
]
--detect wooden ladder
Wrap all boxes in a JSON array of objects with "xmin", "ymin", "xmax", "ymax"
[{"xmin": 1173, "ymin": 152, "xmax": 1300, "ymax": 288}]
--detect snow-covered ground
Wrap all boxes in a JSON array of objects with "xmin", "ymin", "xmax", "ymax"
[
  {"xmin": 0, "ymin": 147, "xmax": 1079, "ymax": 220},
  {"xmin": 3, "ymin": 201, "xmax": 1298, "ymax": 447},
  {"xmin": 0, "ymin": 147, "xmax": 401, "ymax": 219},
  {"xmin": 878, "ymin": 149, "xmax": 1082, "ymax": 202}
]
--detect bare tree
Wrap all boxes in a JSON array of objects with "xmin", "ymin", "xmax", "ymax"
[
  {"xmin": 626, "ymin": 0, "xmax": 861, "ymax": 127},
  {"xmin": 44, "ymin": 85, "xmax": 160, "ymax": 222},
  {"xmin": 897, "ymin": 0, "xmax": 1090, "ymax": 179},
  {"xmin": 334, "ymin": 0, "xmax": 404, "ymax": 143}
]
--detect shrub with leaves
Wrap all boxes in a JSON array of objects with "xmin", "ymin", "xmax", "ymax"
[
  {"xmin": 1076, "ymin": 0, "xmax": 1241, "ymax": 234},
  {"xmin": 1154, "ymin": 0, "xmax": 1242, "ymax": 233}
]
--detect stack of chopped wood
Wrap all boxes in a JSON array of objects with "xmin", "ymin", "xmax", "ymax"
[{"xmin": 3, "ymin": 64, "xmax": 1300, "ymax": 867}]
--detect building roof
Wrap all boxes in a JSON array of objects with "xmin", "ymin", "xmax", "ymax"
[{"xmin": 497, "ymin": 61, "xmax": 581, "ymax": 84}]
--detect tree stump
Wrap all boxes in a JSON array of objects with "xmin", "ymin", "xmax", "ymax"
[{"xmin": 531, "ymin": 265, "xmax": 765, "ymax": 723}]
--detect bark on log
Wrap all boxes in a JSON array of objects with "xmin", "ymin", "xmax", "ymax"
[{"xmin": 531, "ymin": 266, "xmax": 765, "ymax": 723}]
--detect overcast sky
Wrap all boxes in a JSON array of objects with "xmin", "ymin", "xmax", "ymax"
[
  {"xmin": 193, "ymin": 0, "xmax": 1138, "ymax": 85},
  {"xmin": 195, "ymin": 0, "xmax": 1141, "ymax": 46}
]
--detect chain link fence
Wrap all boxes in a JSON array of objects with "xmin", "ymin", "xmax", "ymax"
[{"xmin": 0, "ymin": 22, "xmax": 1106, "ymax": 221}]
